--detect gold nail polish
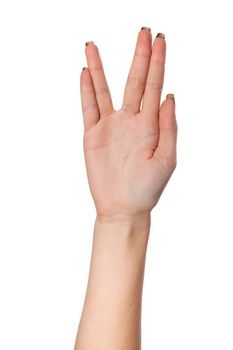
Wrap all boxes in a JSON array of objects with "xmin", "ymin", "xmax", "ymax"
[
  {"xmin": 85, "ymin": 41, "xmax": 94, "ymax": 47},
  {"xmin": 166, "ymin": 94, "xmax": 175, "ymax": 104},
  {"xmin": 156, "ymin": 32, "xmax": 165, "ymax": 39},
  {"xmin": 141, "ymin": 26, "xmax": 151, "ymax": 32}
]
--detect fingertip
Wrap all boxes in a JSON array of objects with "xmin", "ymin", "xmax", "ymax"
[
  {"xmin": 156, "ymin": 32, "xmax": 166, "ymax": 39},
  {"xmin": 137, "ymin": 27, "xmax": 152, "ymax": 54},
  {"xmin": 152, "ymin": 32, "xmax": 166, "ymax": 54},
  {"xmin": 80, "ymin": 67, "xmax": 90, "ymax": 86},
  {"xmin": 161, "ymin": 94, "xmax": 176, "ymax": 111},
  {"xmin": 166, "ymin": 93, "xmax": 175, "ymax": 105},
  {"xmin": 139, "ymin": 26, "xmax": 152, "ymax": 41},
  {"xmin": 85, "ymin": 41, "xmax": 98, "ymax": 60},
  {"xmin": 81, "ymin": 67, "xmax": 88, "ymax": 77},
  {"xmin": 141, "ymin": 26, "xmax": 152, "ymax": 32},
  {"xmin": 159, "ymin": 94, "xmax": 177, "ymax": 129},
  {"xmin": 85, "ymin": 41, "xmax": 95, "ymax": 50}
]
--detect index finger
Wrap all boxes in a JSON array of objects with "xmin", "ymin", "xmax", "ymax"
[{"xmin": 85, "ymin": 41, "xmax": 114, "ymax": 118}]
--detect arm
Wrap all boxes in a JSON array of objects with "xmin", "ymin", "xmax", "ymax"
[
  {"xmin": 74, "ymin": 27, "xmax": 177, "ymax": 350},
  {"xmin": 75, "ymin": 214, "xmax": 150, "ymax": 349}
]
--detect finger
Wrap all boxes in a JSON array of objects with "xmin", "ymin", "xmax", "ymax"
[
  {"xmin": 122, "ymin": 27, "xmax": 152, "ymax": 114},
  {"xmin": 80, "ymin": 67, "xmax": 100, "ymax": 131},
  {"xmin": 155, "ymin": 94, "xmax": 178, "ymax": 169},
  {"xmin": 142, "ymin": 33, "xmax": 166, "ymax": 119},
  {"xmin": 85, "ymin": 41, "xmax": 114, "ymax": 117}
]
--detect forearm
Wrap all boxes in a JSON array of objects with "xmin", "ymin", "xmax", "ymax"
[{"xmin": 74, "ymin": 213, "xmax": 151, "ymax": 350}]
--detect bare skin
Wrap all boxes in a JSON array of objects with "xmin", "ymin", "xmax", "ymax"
[{"xmin": 74, "ymin": 28, "xmax": 177, "ymax": 350}]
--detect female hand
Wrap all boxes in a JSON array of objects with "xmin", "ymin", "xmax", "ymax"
[{"xmin": 80, "ymin": 28, "xmax": 177, "ymax": 219}]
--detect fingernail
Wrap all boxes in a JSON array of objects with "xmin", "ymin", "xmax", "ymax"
[
  {"xmin": 166, "ymin": 94, "xmax": 175, "ymax": 104},
  {"xmin": 156, "ymin": 32, "xmax": 165, "ymax": 39},
  {"xmin": 85, "ymin": 41, "xmax": 94, "ymax": 47},
  {"xmin": 141, "ymin": 26, "xmax": 151, "ymax": 32},
  {"xmin": 82, "ymin": 67, "xmax": 88, "ymax": 71}
]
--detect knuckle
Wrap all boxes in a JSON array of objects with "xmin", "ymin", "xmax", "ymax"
[
  {"xmin": 121, "ymin": 103, "xmax": 138, "ymax": 114},
  {"xmin": 127, "ymin": 75, "xmax": 145, "ymax": 89},
  {"xmin": 95, "ymin": 87, "xmax": 110, "ymax": 96},
  {"xmin": 146, "ymin": 79, "xmax": 163, "ymax": 91},
  {"xmin": 101, "ymin": 110, "xmax": 112, "ymax": 118},
  {"xmin": 89, "ymin": 64, "xmax": 103, "ymax": 72},
  {"xmin": 81, "ymin": 88, "xmax": 94, "ymax": 96},
  {"xmin": 134, "ymin": 51, "xmax": 151, "ymax": 59},
  {"xmin": 82, "ymin": 103, "xmax": 98, "ymax": 112},
  {"xmin": 151, "ymin": 56, "xmax": 165, "ymax": 66}
]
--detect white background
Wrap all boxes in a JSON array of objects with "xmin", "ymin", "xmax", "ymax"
[{"xmin": 0, "ymin": 0, "xmax": 233, "ymax": 349}]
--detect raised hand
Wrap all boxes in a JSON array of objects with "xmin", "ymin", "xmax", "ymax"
[{"xmin": 80, "ymin": 28, "xmax": 177, "ymax": 219}]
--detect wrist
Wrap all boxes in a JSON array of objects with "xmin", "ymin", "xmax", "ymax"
[
  {"xmin": 96, "ymin": 211, "xmax": 151, "ymax": 227},
  {"xmin": 94, "ymin": 212, "xmax": 151, "ymax": 245}
]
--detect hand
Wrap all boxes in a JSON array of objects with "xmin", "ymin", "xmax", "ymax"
[{"xmin": 80, "ymin": 28, "xmax": 177, "ymax": 219}]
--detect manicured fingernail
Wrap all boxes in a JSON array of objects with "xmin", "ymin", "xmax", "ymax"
[
  {"xmin": 82, "ymin": 67, "xmax": 87, "ymax": 71},
  {"xmin": 85, "ymin": 41, "xmax": 94, "ymax": 47},
  {"xmin": 156, "ymin": 32, "xmax": 165, "ymax": 39},
  {"xmin": 141, "ymin": 26, "xmax": 151, "ymax": 32},
  {"xmin": 166, "ymin": 94, "xmax": 175, "ymax": 104}
]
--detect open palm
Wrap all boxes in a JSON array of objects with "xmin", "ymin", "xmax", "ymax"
[{"xmin": 80, "ymin": 28, "xmax": 177, "ymax": 218}]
